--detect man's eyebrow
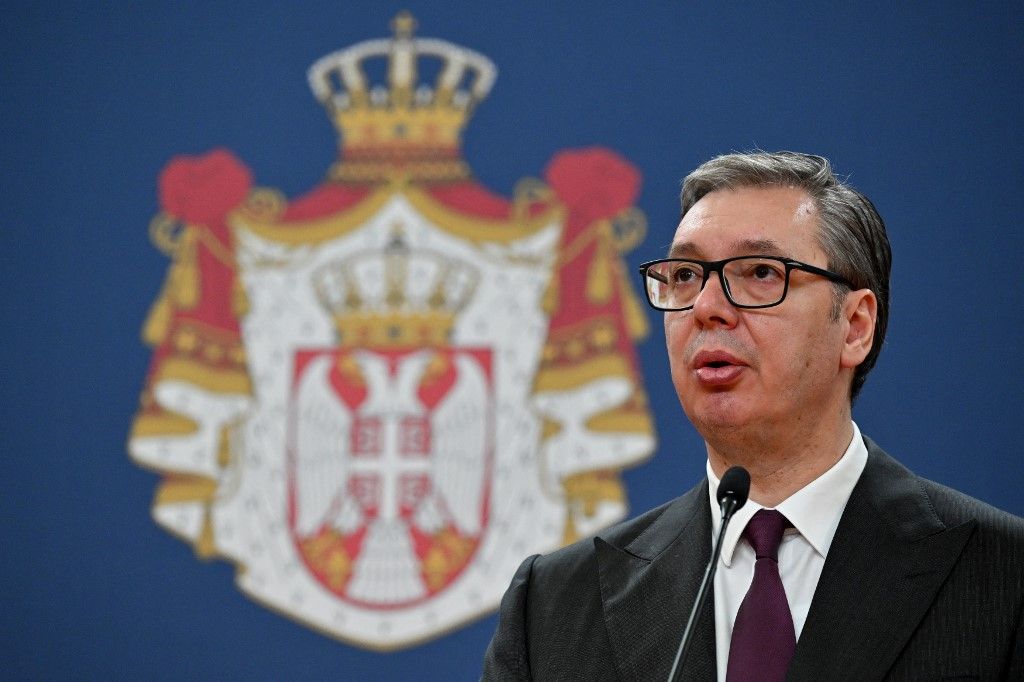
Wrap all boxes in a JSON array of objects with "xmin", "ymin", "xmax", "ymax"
[
  {"xmin": 736, "ymin": 238, "xmax": 785, "ymax": 255},
  {"xmin": 667, "ymin": 241, "xmax": 699, "ymax": 259},
  {"xmin": 666, "ymin": 237, "xmax": 785, "ymax": 259}
]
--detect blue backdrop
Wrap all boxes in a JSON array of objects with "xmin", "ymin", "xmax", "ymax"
[{"xmin": 3, "ymin": 2, "xmax": 1022, "ymax": 679}]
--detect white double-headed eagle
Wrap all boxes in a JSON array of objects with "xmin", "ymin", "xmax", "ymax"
[{"xmin": 290, "ymin": 349, "xmax": 488, "ymax": 602}]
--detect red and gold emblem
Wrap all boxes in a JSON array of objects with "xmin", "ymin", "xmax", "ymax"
[{"xmin": 130, "ymin": 12, "xmax": 654, "ymax": 649}]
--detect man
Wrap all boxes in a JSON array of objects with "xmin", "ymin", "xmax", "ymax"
[{"xmin": 483, "ymin": 151, "xmax": 1024, "ymax": 681}]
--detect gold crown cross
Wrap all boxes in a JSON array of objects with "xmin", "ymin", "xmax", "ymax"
[{"xmin": 391, "ymin": 11, "xmax": 417, "ymax": 39}]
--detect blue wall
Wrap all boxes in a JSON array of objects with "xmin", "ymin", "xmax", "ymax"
[{"xmin": 2, "ymin": 2, "xmax": 1022, "ymax": 679}]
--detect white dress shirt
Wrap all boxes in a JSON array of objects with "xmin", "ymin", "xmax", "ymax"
[{"xmin": 707, "ymin": 421, "xmax": 869, "ymax": 682}]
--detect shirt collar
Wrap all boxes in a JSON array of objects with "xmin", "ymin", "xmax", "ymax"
[{"xmin": 708, "ymin": 421, "xmax": 868, "ymax": 567}]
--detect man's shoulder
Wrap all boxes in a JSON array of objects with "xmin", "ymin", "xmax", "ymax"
[
  {"xmin": 917, "ymin": 475, "xmax": 1024, "ymax": 540},
  {"xmin": 864, "ymin": 436, "xmax": 1024, "ymax": 543}
]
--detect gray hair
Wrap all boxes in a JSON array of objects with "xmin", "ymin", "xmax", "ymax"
[{"xmin": 680, "ymin": 151, "xmax": 892, "ymax": 401}]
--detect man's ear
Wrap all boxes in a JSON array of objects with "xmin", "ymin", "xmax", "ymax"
[{"xmin": 840, "ymin": 289, "xmax": 877, "ymax": 369}]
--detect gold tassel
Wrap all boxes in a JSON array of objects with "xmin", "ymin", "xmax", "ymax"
[
  {"xmin": 231, "ymin": 275, "xmax": 249, "ymax": 318},
  {"xmin": 542, "ymin": 271, "xmax": 560, "ymax": 316},
  {"xmin": 564, "ymin": 471, "xmax": 626, "ymax": 518},
  {"xmin": 585, "ymin": 221, "xmax": 614, "ymax": 305},
  {"xmin": 618, "ymin": 264, "xmax": 650, "ymax": 340},
  {"xmin": 217, "ymin": 425, "xmax": 232, "ymax": 468},
  {"xmin": 195, "ymin": 508, "xmax": 217, "ymax": 559},
  {"xmin": 141, "ymin": 288, "xmax": 173, "ymax": 346},
  {"xmin": 170, "ymin": 227, "xmax": 200, "ymax": 309}
]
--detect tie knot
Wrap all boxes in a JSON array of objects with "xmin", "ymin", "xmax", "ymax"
[{"xmin": 743, "ymin": 509, "xmax": 790, "ymax": 560}]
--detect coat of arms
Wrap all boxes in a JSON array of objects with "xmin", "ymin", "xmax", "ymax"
[{"xmin": 129, "ymin": 13, "xmax": 655, "ymax": 649}]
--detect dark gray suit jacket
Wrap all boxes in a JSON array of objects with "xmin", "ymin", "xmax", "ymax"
[{"xmin": 483, "ymin": 438, "xmax": 1024, "ymax": 680}]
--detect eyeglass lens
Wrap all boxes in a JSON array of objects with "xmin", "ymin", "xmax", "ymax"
[{"xmin": 645, "ymin": 258, "xmax": 788, "ymax": 309}]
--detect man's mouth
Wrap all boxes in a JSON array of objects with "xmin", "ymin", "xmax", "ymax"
[
  {"xmin": 692, "ymin": 351, "xmax": 747, "ymax": 386},
  {"xmin": 693, "ymin": 350, "xmax": 745, "ymax": 369}
]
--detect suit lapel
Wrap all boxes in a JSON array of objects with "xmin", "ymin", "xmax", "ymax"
[
  {"xmin": 596, "ymin": 481, "xmax": 717, "ymax": 681},
  {"xmin": 788, "ymin": 440, "xmax": 976, "ymax": 681}
]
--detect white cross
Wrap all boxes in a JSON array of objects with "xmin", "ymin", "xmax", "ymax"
[
  {"xmin": 347, "ymin": 350, "xmax": 435, "ymax": 521},
  {"xmin": 349, "ymin": 414, "xmax": 431, "ymax": 521}
]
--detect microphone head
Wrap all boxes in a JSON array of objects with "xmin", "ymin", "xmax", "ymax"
[{"xmin": 716, "ymin": 466, "xmax": 750, "ymax": 511}]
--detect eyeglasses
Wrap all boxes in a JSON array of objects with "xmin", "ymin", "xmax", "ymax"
[{"xmin": 637, "ymin": 255, "xmax": 854, "ymax": 311}]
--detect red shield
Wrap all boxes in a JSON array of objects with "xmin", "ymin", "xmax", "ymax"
[{"xmin": 286, "ymin": 347, "xmax": 493, "ymax": 609}]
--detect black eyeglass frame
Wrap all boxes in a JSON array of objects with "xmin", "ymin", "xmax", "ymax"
[{"xmin": 637, "ymin": 255, "xmax": 855, "ymax": 311}]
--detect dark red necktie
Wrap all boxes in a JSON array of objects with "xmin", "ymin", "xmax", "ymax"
[{"xmin": 725, "ymin": 509, "xmax": 795, "ymax": 682}]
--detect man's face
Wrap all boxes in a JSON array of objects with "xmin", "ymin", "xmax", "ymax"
[{"xmin": 665, "ymin": 185, "xmax": 850, "ymax": 438}]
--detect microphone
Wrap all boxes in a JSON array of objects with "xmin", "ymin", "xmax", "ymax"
[
  {"xmin": 667, "ymin": 466, "xmax": 750, "ymax": 682},
  {"xmin": 716, "ymin": 465, "xmax": 751, "ymax": 521}
]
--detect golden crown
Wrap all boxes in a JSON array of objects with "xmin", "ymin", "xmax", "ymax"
[
  {"xmin": 308, "ymin": 12, "xmax": 497, "ymax": 182},
  {"xmin": 312, "ymin": 229, "xmax": 480, "ymax": 348}
]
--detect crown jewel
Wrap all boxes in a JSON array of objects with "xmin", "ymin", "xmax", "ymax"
[{"xmin": 308, "ymin": 12, "xmax": 497, "ymax": 183}]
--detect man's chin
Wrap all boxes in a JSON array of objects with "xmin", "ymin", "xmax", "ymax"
[{"xmin": 683, "ymin": 394, "xmax": 759, "ymax": 433}]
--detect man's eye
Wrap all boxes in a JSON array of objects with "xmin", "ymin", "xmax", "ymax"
[
  {"xmin": 744, "ymin": 262, "xmax": 783, "ymax": 281},
  {"xmin": 673, "ymin": 266, "xmax": 701, "ymax": 283}
]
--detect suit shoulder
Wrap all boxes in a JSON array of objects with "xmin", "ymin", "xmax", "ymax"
[
  {"xmin": 864, "ymin": 436, "xmax": 1024, "ymax": 543},
  {"xmin": 918, "ymin": 476, "xmax": 1024, "ymax": 541}
]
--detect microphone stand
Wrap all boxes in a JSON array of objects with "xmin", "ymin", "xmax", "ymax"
[{"xmin": 667, "ymin": 484, "xmax": 746, "ymax": 682}]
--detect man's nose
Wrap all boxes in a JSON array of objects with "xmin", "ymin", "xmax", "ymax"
[{"xmin": 692, "ymin": 270, "xmax": 739, "ymax": 327}]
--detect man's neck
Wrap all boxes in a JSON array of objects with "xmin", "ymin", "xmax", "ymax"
[{"xmin": 705, "ymin": 410, "xmax": 854, "ymax": 507}]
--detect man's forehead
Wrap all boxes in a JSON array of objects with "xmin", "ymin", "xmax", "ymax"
[
  {"xmin": 668, "ymin": 185, "xmax": 820, "ymax": 259},
  {"xmin": 668, "ymin": 237, "xmax": 786, "ymax": 259}
]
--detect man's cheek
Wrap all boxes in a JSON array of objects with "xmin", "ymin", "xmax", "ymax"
[{"xmin": 663, "ymin": 314, "xmax": 689, "ymax": 349}]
